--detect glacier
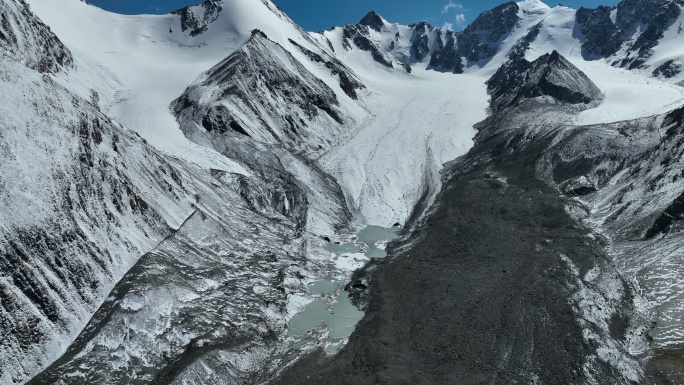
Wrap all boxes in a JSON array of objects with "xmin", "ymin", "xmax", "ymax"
[{"xmin": 2, "ymin": 0, "xmax": 684, "ymax": 383}]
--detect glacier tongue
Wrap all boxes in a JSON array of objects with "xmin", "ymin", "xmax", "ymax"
[{"xmin": 318, "ymin": 67, "xmax": 489, "ymax": 226}]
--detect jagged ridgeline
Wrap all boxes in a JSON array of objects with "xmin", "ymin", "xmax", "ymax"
[{"xmin": 4, "ymin": 0, "xmax": 684, "ymax": 384}]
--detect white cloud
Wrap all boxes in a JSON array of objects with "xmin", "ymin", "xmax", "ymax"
[
  {"xmin": 441, "ymin": 21, "xmax": 454, "ymax": 31},
  {"xmin": 442, "ymin": 1, "xmax": 463, "ymax": 14},
  {"xmin": 455, "ymin": 13, "xmax": 466, "ymax": 27}
]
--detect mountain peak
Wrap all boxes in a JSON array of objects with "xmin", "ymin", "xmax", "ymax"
[
  {"xmin": 359, "ymin": 11, "xmax": 385, "ymax": 31},
  {"xmin": 172, "ymin": 0, "xmax": 224, "ymax": 37},
  {"xmin": 517, "ymin": 0, "xmax": 550, "ymax": 11},
  {"xmin": 487, "ymin": 51, "xmax": 603, "ymax": 112},
  {"xmin": 250, "ymin": 28, "xmax": 268, "ymax": 39},
  {"xmin": 545, "ymin": 50, "xmax": 562, "ymax": 62}
]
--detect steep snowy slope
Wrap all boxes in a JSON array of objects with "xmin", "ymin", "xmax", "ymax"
[
  {"xmin": 0, "ymin": 2, "xmax": 200, "ymax": 381},
  {"xmin": 0, "ymin": 0, "xmax": 71, "ymax": 72}
]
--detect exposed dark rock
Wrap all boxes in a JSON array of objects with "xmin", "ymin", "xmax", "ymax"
[
  {"xmin": 410, "ymin": 22, "xmax": 433, "ymax": 61},
  {"xmin": 171, "ymin": 0, "xmax": 222, "ymax": 37},
  {"xmin": 645, "ymin": 190, "xmax": 684, "ymax": 239},
  {"xmin": 507, "ymin": 22, "xmax": 543, "ymax": 60},
  {"xmin": 287, "ymin": 38, "xmax": 365, "ymax": 99},
  {"xmin": 653, "ymin": 59, "xmax": 682, "ymax": 78},
  {"xmin": 560, "ymin": 176, "xmax": 597, "ymax": 197},
  {"xmin": 200, "ymin": 106, "xmax": 251, "ymax": 137},
  {"xmin": 615, "ymin": 0, "xmax": 682, "ymax": 29},
  {"xmin": 575, "ymin": 6, "xmax": 622, "ymax": 59},
  {"xmin": 457, "ymin": 1, "xmax": 520, "ymax": 62},
  {"xmin": 359, "ymin": 11, "xmax": 384, "ymax": 32},
  {"xmin": 487, "ymin": 51, "xmax": 603, "ymax": 113},
  {"xmin": 337, "ymin": 71, "xmax": 362, "ymax": 99},
  {"xmin": 428, "ymin": 31, "xmax": 463, "ymax": 73},
  {"xmin": 343, "ymin": 24, "xmax": 394, "ymax": 68},
  {"xmin": 577, "ymin": 0, "xmax": 683, "ymax": 68},
  {"xmin": 346, "ymin": 280, "xmax": 368, "ymax": 292},
  {"xmin": 621, "ymin": 1, "xmax": 681, "ymax": 69},
  {"xmin": 664, "ymin": 104, "xmax": 684, "ymax": 130}
]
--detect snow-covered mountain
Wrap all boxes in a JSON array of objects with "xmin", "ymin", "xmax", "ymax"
[{"xmin": 4, "ymin": 0, "xmax": 684, "ymax": 383}]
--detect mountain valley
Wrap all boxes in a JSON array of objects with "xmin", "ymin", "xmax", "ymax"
[{"xmin": 3, "ymin": 0, "xmax": 684, "ymax": 383}]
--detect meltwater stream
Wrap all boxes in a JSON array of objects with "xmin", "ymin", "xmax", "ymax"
[{"xmin": 287, "ymin": 226, "xmax": 399, "ymax": 354}]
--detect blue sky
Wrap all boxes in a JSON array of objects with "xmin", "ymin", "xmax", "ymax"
[{"xmin": 86, "ymin": 0, "xmax": 620, "ymax": 31}]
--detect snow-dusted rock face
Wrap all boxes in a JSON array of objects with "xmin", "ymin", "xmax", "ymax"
[
  {"xmin": 487, "ymin": 50, "xmax": 603, "ymax": 113},
  {"xmin": 507, "ymin": 21, "xmax": 543, "ymax": 60},
  {"xmin": 0, "ymin": 0, "xmax": 71, "ymax": 72},
  {"xmin": 0, "ymin": 59, "xmax": 199, "ymax": 385},
  {"xmin": 409, "ymin": 21, "xmax": 435, "ymax": 61},
  {"xmin": 335, "ymin": 3, "xmax": 520, "ymax": 74},
  {"xmin": 171, "ymin": 28, "xmax": 355, "ymax": 239},
  {"xmin": 341, "ymin": 23, "xmax": 395, "ymax": 69},
  {"xmin": 535, "ymin": 105, "xmax": 684, "ymax": 383},
  {"xmin": 575, "ymin": 6, "xmax": 622, "ymax": 59},
  {"xmin": 0, "ymin": 4, "xmax": 215, "ymax": 384},
  {"xmin": 173, "ymin": 30, "xmax": 348, "ymax": 158},
  {"xmin": 25, "ymin": 160, "xmax": 318, "ymax": 384},
  {"xmin": 576, "ymin": 0, "xmax": 684, "ymax": 70},
  {"xmin": 330, "ymin": 0, "xmax": 684, "ymax": 85},
  {"xmin": 171, "ymin": 0, "xmax": 223, "ymax": 36},
  {"xmin": 287, "ymin": 38, "xmax": 364, "ymax": 100},
  {"xmin": 430, "ymin": 2, "xmax": 521, "ymax": 72},
  {"xmin": 614, "ymin": 0, "xmax": 682, "ymax": 70}
]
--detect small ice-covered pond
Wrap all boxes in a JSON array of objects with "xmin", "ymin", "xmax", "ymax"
[{"xmin": 288, "ymin": 225, "xmax": 399, "ymax": 354}]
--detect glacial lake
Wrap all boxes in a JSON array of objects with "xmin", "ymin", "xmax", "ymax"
[{"xmin": 287, "ymin": 225, "xmax": 399, "ymax": 354}]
